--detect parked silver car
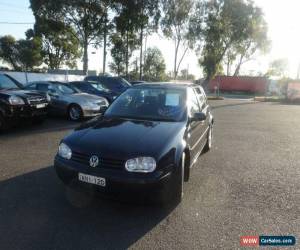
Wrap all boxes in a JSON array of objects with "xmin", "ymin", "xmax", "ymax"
[{"xmin": 25, "ymin": 81, "xmax": 109, "ymax": 121}]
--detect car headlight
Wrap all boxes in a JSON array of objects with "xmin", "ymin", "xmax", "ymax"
[
  {"xmin": 8, "ymin": 95, "xmax": 25, "ymax": 105},
  {"xmin": 99, "ymin": 97, "xmax": 109, "ymax": 107},
  {"xmin": 58, "ymin": 143, "xmax": 72, "ymax": 160},
  {"xmin": 125, "ymin": 157, "xmax": 156, "ymax": 173},
  {"xmin": 46, "ymin": 93, "xmax": 51, "ymax": 102}
]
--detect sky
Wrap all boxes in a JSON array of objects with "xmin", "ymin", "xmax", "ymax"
[{"xmin": 0, "ymin": 0, "xmax": 299, "ymax": 78}]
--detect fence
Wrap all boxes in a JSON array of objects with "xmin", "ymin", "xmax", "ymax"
[{"xmin": 1, "ymin": 71, "xmax": 85, "ymax": 85}]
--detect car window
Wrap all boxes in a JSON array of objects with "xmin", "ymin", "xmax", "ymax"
[
  {"xmin": 56, "ymin": 84, "xmax": 76, "ymax": 94},
  {"xmin": 194, "ymin": 87, "xmax": 206, "ymax": 108},
  {"xmin": 26, "ymin": 83, "xmax": 37, "ymax": 90},
  {"xmin": 36, "ymin": 83, "xmax": 50, "ymax": 92},
  {"xmin": 100, "ymin": 77, "xmax": 131, "ymax": 89},
  {"xmin": 187, "ymin": 88, "xmax": 201, "ymax": 116},
  {"xmin": 0, "ymin": 75, "xmax": 20, "ymax": 90},
  {"xmin": 105, "ymin": 87, "xmax": 187, "ymax": 121}
]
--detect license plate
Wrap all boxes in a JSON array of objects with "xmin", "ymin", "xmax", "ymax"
[
  {"xmin": 36, "ymin": 104, "xmax": 46, "ymax": 109},
  {"xmin": 78, "ymin": 173, "xmax": 106, "ymax": 187}
]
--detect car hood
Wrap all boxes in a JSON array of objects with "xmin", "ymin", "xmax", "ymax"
[
  {"xmin": 71, "ymin": 93, "xmax": 104, "ymax": 102},
  {"xmin": 0, "ymin": 89, "xmax": 45, "ymax": 98},
  {"xmin": 65, "ymin": 118, "xmax": 185, "ymax": 160}
]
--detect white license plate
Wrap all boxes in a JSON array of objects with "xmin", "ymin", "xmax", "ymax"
[
  {"xmin": 36, "ymin": 104, "xmax": 46, "ymax": 109},
  {"xmin": 78, "ymin": 173, "xmax": 106, "ymax": 187}
]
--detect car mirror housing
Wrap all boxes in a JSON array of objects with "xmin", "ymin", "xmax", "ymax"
[{"xmin": 191, "ymin": 112, "xmax": 206, "ymax": 122}]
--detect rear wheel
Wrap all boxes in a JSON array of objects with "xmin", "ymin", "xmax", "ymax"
[
  {"xmin": 203, "ymin": 125, "xmax": 213, "ymax": 153},
  {"xmin": 68, "ymin": 104, "xmax": 83, "ymax": 121}
]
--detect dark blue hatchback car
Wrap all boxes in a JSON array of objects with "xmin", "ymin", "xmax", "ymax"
[
  {"xmin": 69, "ymin": 81, "xmax": 118, "ymax": 103},
  {"xmin": 84, "ymin": 76, "xmax": 131, "ymax": 95}
]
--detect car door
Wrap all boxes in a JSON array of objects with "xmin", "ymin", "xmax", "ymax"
[
  {"xmin": 187, "ymin": 88, "xmax": 206, "ymax": 162},
  {"xmin": 195, "ymin": 86, "xmax": 210, "ymax": 132}
]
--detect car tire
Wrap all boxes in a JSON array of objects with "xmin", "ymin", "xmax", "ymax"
[
  {"xmin": 0, "ymin": 113, "xmax": 8, "ymax": 131},
  {"xmin": 160, "ymin": 153, "xmax": 185, "ymax": 205},
  {"xmin": 32, "ymin": 116, "xmax": 46, "ymax": 125},
  {"xmin": 68, "ymin": 104, "xmax": 83, "ymax": 121},
  {"xmin": 203, "ymin": 125, "xmax": 213, "ymax": 153}
]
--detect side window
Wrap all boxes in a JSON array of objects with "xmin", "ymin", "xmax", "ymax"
[
  {"xmin": 27, "ymin": 83, "xmax": 37, "ymax": 90},
  {"xmin": 188, "ymin": 88, "xmax": 201, "ymax": 116},
  {"xmin": 194, "ymin": 87, "xmax": 206, "ymax": 108}
]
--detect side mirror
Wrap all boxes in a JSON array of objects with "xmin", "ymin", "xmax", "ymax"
[{"xmin": 191, "ymin": 112, "xmax": 206, "ymax": 122}]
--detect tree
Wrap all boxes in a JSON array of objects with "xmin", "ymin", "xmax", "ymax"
[
  {"xmin": 143, "ymin": 47, "xmax": 167, "ymax": 81},
  {"xmin": 178, "ymin": 69, "xmax": 195, "ymax": 81},
  {"xmin": 266, "ymin": 59, "xmax": 289, "ymax": 78},
  {"xmin": 191, "ymin": 0, "xmax": 269, "ymax": 80},
  {"xmin": 0, "ymin": 35, "xmax": 42, "ymax": 71},
  {"xmin": 114, "ymin": 0, "xmax": 160, "ymax": 79},
  {"xmin": 30, "ymin": 0, "xmax": 107, "ymax": 74},
  {"xmin": 0, "ymin": 35, "xmax": 20, "ymax": 70},
  {"xmin": 27, "ymin": 21, "xmax": 81, "ymax": 70},
  {"xmin": 161, "ymin": 0, "xmax": 194, "ymax": 79},
  {"xmin": 113, "ymin": 2, "xmax": 139, "ymax": 77},
  {"xmin": 17, "ymin": 37, "xmax": 43, "ymax": 71},
  {"xmin": 109, "ymin": 33, "xmax": 127, "ymax": 76}
]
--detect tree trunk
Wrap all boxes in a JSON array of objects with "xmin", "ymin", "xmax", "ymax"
[
  {"xmin": 139, "ymin": 24, "xmax": 144, "ymax": 80},
  {"xmin": 83, "ymin": 38, "xmax": 88, "ymax": 75},
  {"xmin": 102, "ymin": 15, "xmax": 107, "ymax": 74},
  {"xmin": 233, "ymin": 55, "xmax": 244, "ymax": 76},
  {"xmin": 174, "ymin": 39, "xmax": 180, "ymax": 80},
  {"xmin": 126, "ymin": 31, "xmax": 129, "ymax": 78}
]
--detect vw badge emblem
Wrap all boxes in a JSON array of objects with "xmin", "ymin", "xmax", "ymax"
[{"xmin": 89, "ymin": 155, "xmax": 99, "ymax": 168}]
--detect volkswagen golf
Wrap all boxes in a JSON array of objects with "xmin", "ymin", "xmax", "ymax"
[{"xmin": 54, "ymin": 83, "xmax": 214, "ymax": 204}]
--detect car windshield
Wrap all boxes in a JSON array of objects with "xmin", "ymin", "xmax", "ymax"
[
  {"xmin": 105, "ymin": 87, "xmax": 186, "ymax": 122},
  {"xmin": 101, "ymin": 77, "xmax": 131, "ymax": 88},
  {"xmin": 0, "ymin": 75, "xmax": 20, "ymax": 90},
  {"xmin": 90, "ymin": 82, "xmax": 109, "ymax": 92},
  {"xmin": 56, "ymin": 84, "xmax": 77, "ymax": 94}
]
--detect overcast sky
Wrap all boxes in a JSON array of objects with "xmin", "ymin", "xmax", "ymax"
[{"xmin": 0, "ymin": 0, "xmax": 299, "ymax": 78}]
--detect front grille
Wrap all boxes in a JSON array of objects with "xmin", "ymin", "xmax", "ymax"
[
  {"xmin": 72, "ymin": 151, "xmax": 125, "ymax": 170},
  {"xmin": 27, "ymin": 97, "xmax": 47, "ymax": 105}
]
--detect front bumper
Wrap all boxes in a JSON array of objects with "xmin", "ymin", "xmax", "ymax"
[
  {"xmin": 82, "ymin": 108, "xmax": 102, "ymax": 118},
  {"xmin": 4, "ymin": 104, "xmax": 48, "ymax": 122},
  {"xmin": 54, "ymin": 156, "xmax": 173, "ymax": 199}
]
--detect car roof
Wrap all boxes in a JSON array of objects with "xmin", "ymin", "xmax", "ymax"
[
  {"xmin": 131, "ymin": 82, "xmax": 199, "ymax": 89},
  {"xmin": 28, "ymin": 81, "xmax": 66, "ymax": 85}
]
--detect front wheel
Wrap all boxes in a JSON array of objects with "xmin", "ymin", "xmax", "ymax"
[
  {"xmin": 68, "ymin": 105, "xmax": 83, "ymax": 121},
  {"xmin": 0, "ymin": 113, "xmax": 8, "ymax": 131},
  {"xmin": 160, "ymin": 153, "xmax": 185, "ymax": 205}
]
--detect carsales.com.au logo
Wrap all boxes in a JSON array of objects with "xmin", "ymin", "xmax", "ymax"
[{"xmin": 240, "ymin": 236, "xmax": 296, "ymax": 247}]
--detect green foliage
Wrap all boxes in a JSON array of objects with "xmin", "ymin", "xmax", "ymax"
[
  {"xmin": 0, "ymin": 35, "xmax": 42, "ymax": 71},
  {"xmin": 109, "ymin": 33, "xmax": 127, "ymax": 76},
  {"xmin": 266, "ymin": 58, "xmax": 289, "ymax": 78},
  {"xmin": 161, "ymin": 0, "xmax": 194, "ymax": 79},
  {"xmin": 30, "ymin": 0, "xmax": 108, "ymax": 74},
  {"xmin": 28, "ymin": 22, "xmax": 81, "ymax": 69},
  {"xmin": 177, "ymin": 69, "xmax": 195, "ymax": 81},
  {"xmin": 0, "ymin": 35, "xmax": 20, "ymax": 70},
  {"xmin": 143, "ymin": 47, "xmax": 167, "ymax": 81},
  {"xmin": 191, "ymin": 0, "xmax": 269, "ymax": 80}
]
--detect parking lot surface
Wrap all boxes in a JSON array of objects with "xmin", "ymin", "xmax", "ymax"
[{"xmin": 0, "ymin": 99, "xmax": 299, "ymax": 250}]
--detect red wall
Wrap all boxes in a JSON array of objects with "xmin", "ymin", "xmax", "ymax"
[
  {"xmin": 287, "ymin": 83, "xmax": 300, "ymax": 100},
  {"xmin": 209, "ymin": 76, "xmax": 268, "ymax": 94}
]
